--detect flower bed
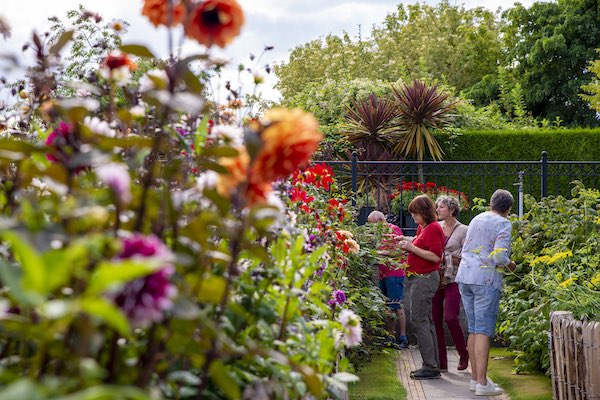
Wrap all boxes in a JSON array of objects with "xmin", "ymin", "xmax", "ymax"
[{"xmin": 389, "ymin": 180, "xmax": 470, "ymax": 214}]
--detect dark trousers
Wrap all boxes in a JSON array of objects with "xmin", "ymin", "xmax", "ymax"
[
  {"xmin": 409, "ymin": 271, "xmax": 440, "ymax": 370},
  {"xmin": 432, "ymin": 282, "xmax": 468, "ymax": 368}
]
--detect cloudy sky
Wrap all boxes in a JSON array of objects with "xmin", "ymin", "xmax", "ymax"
[{"xmin": 2, "ymin": 0, "xmax": 541, "ymax": 102}]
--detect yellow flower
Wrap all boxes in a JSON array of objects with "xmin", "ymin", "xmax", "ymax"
[
  {"xmin": 547, "ymin": 251, "xmax": 572, "ymax": 264},
  {"xmin": 594, "ymin": 216, "xmax": 600, "ymax": 224},
  {"xmin": 589, "ymin": 273, "xmax": 600, "ymax": 288},
  {"xmin": 559, "ymin": 277, "xmax": 577, "ymax": 288},
  {"xmin": 529, "ymin": 255, "xmax": 551, "ymax": 267}
]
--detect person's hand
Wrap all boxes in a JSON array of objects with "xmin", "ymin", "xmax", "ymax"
[
  {"xmin": 400, "ymin": 240, "xmax": 413, "ymax": 252},
  {"xmin": 506, "ymin": 260, "xmax": 517, "ymax": 272}
]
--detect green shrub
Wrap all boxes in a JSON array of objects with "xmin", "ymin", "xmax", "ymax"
[
  {"xmin": 436, "ymin": 129, "xmax": 600, "ymax": 161},
  {"xmin": 499, "ymin": 182, "xmax": 600, "ymax": 373}
]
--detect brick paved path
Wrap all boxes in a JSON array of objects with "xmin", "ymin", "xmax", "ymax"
[{"xmin": 396, "ymin": 347, "xmax": 509, "ymax": 400}]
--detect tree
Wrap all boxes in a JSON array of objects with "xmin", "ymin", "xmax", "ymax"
[
  {"xmin": 580, "ymin": 50, "xmax": 600, "ymax": 113},
  {"xmin": 502, "ymin": 0, "xmax": 600, "ymax": 126}
]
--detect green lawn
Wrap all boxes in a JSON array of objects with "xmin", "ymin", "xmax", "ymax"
[
  {"xmin": 488, "ymin": 348, "xmax": 553, "ymax": 400},
  {"xmin": 348, "ymin": 351, "xmax": 406, "ymax": 400}
]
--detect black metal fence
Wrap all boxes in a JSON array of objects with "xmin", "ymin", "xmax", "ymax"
[{"xmin": 316, "ymin": 151, "xmax": 600, "ymax": 234}]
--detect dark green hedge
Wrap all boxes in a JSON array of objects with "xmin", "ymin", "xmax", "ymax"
[{"xmin": 436, "ymin": 129, "xmax": 600, "ymax": 161}]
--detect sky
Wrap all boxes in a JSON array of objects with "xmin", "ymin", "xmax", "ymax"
[{"xmin": 1, "ymin": 0, "xmax": 542, "ymax": 103}]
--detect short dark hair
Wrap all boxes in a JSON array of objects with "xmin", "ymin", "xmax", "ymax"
[
  {"xmin": 408, "ymin": 195, "xmax": 438, "ymax": 224},
  {"xmin": 490, "ymin": 189, "xmax": 514, "ymax": 214}
]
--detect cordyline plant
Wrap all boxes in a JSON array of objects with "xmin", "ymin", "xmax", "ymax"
[
  {"xmin": 340, "ymin": 93, "xmax": 402, "ymax": 210},
  {"xmin": 391, "ymin": 79, "xmax": 458, "ymax": 162},
  {"xmin": 341, "ymin": 93, "xmax": 399, "ymax": 158},
  {"xmin": 0, "ymin": 1, "xmax": 366, "ymax": 399}
]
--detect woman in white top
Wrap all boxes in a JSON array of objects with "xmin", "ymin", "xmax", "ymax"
[{"xmin": 433, "ymin": 196, "xmax": 469, "ymax": 372}]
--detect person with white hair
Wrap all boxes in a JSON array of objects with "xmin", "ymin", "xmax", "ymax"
[
  {"xmin": 367, "ymin": 210, "xmax": 409, "ymax": 349},
  {"xmin": 455, "ymin": 189, "xmax": 516, "ymax": 396},
  {"xmin": 433, "ymin": 195, "xmax": 469, "ymax": 372}
]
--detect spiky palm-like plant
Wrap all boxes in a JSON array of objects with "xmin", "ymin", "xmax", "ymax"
[
  {"xmin": 391, "ymin": 80, "xmax": 458, "ymax": 161},
  {"xmin": 341, "ymin": 93, "xmax": 400, "ymax": 159}
]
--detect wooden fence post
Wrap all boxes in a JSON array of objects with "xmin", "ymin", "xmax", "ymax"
[{"xmin": 550, "ymin": 311, "xmax": 573, "ymax": 400}]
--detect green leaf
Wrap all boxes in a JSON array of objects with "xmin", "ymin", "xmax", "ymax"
[
  {"xmin": 0, "ymin": 379, "xmax": 44, "ymax": 400},
  {"xmin": 81, "ymin": 298, "xmax": 131, "ymax": 337},
  {"xmin": 198, "ymin": 275, "xmax": 227, "ymax": 304},
  {"xmin": 0, "ymin": 232, "xmax": 46, "ymax": 294},
  {"xmin": 195, "ymin": 115, "xmax": 210, "ymax": 156},
  {"xmin": 332, "ymin": 372, "xmax": 360, "ymax": 383},
  {"xmin": 0, "ymin": 261, "xmax": 42, "ymax": 305},
  {"xmin": 53, "ymin": 385, "xmax": 150, "ymax": 400},
  {"xmin": 49, "ymin": 30, "xmax": 74, "ymax": 55},
  {"xmin": 204, "ymin": 146, "xmax": 240, "ymax": 158},
  {"xmin": 120, "ymin": 44, "xmax": 156, "ymax": 58},
  {"xmin": 86, "ymin": 260, "xmax": 160, "ymax": 295},
  {"xmin": 183, "ymin": 69, "xmax": 203, "ymax": 94},
  {"xmin": 209, "ymin": 361, "xmax": 241, "ymax": 399}
]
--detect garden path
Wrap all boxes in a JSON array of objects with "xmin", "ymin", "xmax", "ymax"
[{"xmin": 396, "ymin": 347, "xmax": 509, "ymax": 400}]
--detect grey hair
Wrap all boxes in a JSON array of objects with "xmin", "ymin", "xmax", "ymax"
[
  {"xmin": 490, "ymin": 189, "xmax": 514, "ymax": 214},
  {"xmin": 436, "ymin": 195, "xmax": 460, "ymax": 218},
  {"xmin": 367, "ymin": 210, "xmax": 386, "ymax": 223}
]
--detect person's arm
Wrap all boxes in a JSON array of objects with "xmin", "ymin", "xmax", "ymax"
[
  {"xmin": 402, "ymin": 241, "xmax": 441, "ymax": 262},
  {"xmin": 491, "ymin": 220, "xmax": 512, "ymax": 267},
  {"xmin": 401, "ymin": 226, "xmax": 442, "ymax": 263}
]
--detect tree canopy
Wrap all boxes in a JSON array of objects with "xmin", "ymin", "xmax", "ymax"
[{"xmin": 275, "ymin": 0, "xmax": 600, "ymax": 128}]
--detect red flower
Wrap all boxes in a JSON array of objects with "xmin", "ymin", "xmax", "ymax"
[
  {"xmin": 186, "ymin": 0, "xmax": 245, "ymax": 48},
  {"xmin": 102, "ymin": 53, "xmax": 137, "ymax": 71},
  {"xmin": 142, "ymin": 0, "xmax": 186, "ymax": 27},
  {"xmin": 290, "ymin": 187, "xmax": 314, "ymax": 203}
]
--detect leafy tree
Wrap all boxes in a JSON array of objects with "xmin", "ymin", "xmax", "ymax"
[
  {"xmin": 579, "ymin": 50, "xmax": 600, "ymax": 113},
  {"xmin": 502, "ymin": 0, "xmax": 600, "ymax": 126}
]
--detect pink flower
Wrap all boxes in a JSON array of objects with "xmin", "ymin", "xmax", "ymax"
[
  {"xmin": 45, "ymin": 121, "xmax": 88, "ymax": 172},
  {"xmin": 96, "ymin": 163, "xmax": 132, "ymax": 205},
  {"xmin": 338, "ymin": 309, "xmax": 362, "ymax": 347},
  {"xmin": 112, "ymin": 234, "xmax": 177, "ymax": 328}
]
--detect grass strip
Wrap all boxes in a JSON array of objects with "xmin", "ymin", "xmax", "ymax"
[
  {"xmin": 488, "ymin": 347, "xmax": 552, "ymax": 400},
  {"xmin": 349, "ymin": 350, "xmax": 406, "ymax": 400}
]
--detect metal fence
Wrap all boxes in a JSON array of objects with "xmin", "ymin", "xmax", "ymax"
[{"xmin": 315, "ymin": 151, "xmax": 600, "ymax": 234}]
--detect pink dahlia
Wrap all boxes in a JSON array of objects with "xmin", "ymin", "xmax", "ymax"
[{"xmin": 113, "ymin": 234, "xmax": 177, "ymax": 327}]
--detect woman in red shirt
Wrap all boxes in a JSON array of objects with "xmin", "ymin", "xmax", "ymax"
[{"xmin": 399, "ymin": 195, "xmax": 444, "ymax": 380}]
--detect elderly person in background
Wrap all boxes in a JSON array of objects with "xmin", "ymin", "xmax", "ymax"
[
  {"xmin": 399, "ymin": 195, "xmax": 444, "ymax": 380},
  {"xmin": 455, "ymin": 189, "xmax": 516, "ymax": 396},
  {"xmin": 367, "ymin": 210, "xmax": 409, "ymax": 349},
  {"xmin": 433, "ymin": 196, "xmax": 469, "ymax": 372}
]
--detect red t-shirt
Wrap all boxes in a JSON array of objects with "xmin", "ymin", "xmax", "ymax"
[
  {"xmin": 406, "ymin": 223, "xmax": 444, "ymax": 275},
  {"xmin": 378, "ymin": 224, "xmax": 406, "ymax": 279}
]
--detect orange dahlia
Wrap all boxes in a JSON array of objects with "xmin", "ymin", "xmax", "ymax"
[
  {"xmin": 252, "ymin": 108, "xmax": 322, "ymax": 183},
  {"xmin": 142, "ymin": 0, "xmax": 185, "ymax": 27},
  {"xmin": 186, "ymin": 0, "xmax": 244, "ymax": 48},
  {"xmin": 215, "ymin": 146, "xmax": 250, "ymax": 198}
]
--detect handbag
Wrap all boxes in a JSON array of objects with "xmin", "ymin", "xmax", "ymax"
[{"xmin": 438, "ymin": 222, "xmax": 459, "ymax": 289}]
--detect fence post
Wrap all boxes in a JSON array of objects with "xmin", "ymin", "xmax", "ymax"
[
  {"xmin": 541, "ymin": 151, "xmax": 548, "ymax": 198},
  {"xmin": 351, "ymin": 151, "xmax": 358, "ymax": 206}
]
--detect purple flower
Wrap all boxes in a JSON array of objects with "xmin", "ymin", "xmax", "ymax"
[
  {"xmin": 112, "ymin": 234, "xmax": 177, "ymax": 328},
  {"xmin": 96, "ymin": 163, "xmax": 132, "ymax": 205},
  {"xmin": 333, "ymin": 289, "xmax": 346, "ymax": 305},
  {"xmin": 176, "ymin": 127, "xmax": 189, "ymax": 136}
]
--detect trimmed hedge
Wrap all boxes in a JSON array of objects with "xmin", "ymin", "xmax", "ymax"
[{"xmin": 436, "ymin": 129, "xmax": 600, "ymax": 161}]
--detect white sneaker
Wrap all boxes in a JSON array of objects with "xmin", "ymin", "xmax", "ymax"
[
  {"xmin": 469, "ymin": 379, "xmax": 478, "ymax": 391},
  {"xmin": 475, "ymin": 381, "xmax": 504, "ymax": 396},
  {"xmin": 471, "ymin": 377, "xmax": 500, "ymax": 391}
]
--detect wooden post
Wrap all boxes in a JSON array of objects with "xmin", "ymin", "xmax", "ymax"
[
  {"xmin": 551, "ymin": 311, "xmax": 573, "ymax": 400},
  {"xmin": 591, "ymin": 322, "xmax": 600, "ymax": 399}
]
